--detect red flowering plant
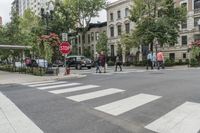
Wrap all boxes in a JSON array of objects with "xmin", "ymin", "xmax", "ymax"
[
  {"xmin": 190, "ymin": 40, "xmax": 200, "ymax": 63},
  {"xmin": 191, "ymin": 40, "xmax": 200, "ymax": 47},
  {"xmin": 39, "ymin": 33, "xmax": 61, "ymax": 46},
  {"xmin": 38, "ymin": 33, "xmax": 61, "ymax": 63}
]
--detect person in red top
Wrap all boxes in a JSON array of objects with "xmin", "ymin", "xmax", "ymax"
[{"xmin": 157, "ymin": 50, "xmax": 165, "ymax": 70}]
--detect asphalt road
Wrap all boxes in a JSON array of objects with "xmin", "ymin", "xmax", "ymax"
[{"xmin": 1, "ymin": 68, "xmax": 200, "ymax": 133}]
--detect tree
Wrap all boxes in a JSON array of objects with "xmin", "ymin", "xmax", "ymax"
[
  {"xmin": 129, "ymin": 0, "xmax": 186, "ymax": 50},
  {"xmin": 64, "ymin": 0, "xmax": 106, "ymax": 31},
  {"xmin": 96, "ymin": 32, "xmax": 108, "ymax": 54}
]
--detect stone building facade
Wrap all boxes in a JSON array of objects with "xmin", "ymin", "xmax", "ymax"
[
  {"xmin": 106, "ymin": 0, "xmax": 200, "ymax": 62},
  {"xmin": 106, "ymin": 0, "xmax": 137, "ymax": 62},
  {"xmin": 69, "ymin": 22, "xmax": 107, "ymax": 58}
]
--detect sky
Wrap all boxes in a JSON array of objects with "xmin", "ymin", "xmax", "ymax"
[{"xmin": 0, "ymin": 0, "xmax": 117, "ymax": 25}]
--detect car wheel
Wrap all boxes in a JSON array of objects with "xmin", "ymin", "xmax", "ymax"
[
  {"xmin": 77, "ymin": 64, "xmax": 82, "ymax": 70},
  {"xmin": 87, "ymin": 66, "xmax": 91, "ymax": 69}
]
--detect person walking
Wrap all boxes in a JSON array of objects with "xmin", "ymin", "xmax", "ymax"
[
  {"xmin": 146, "ymin": 51, "xmax": 153, "ymax": 70},
  {"xmin": 152, "ymin": 52, "xmax": 157, "ymax": 69},
  {"xmin": 115, "ymin": 54, "xmax": 122, "ymax": 72},
  {"xmin": 157, "ymin": 50, "xmax": 165, "ymax": 70},
  {"xmin": 99, "ymin": 51, "xmax": 106, "ymax": 73},
  {"xmin": 95, "ymin": 52, "xmax": 101, "ymax": 73}
]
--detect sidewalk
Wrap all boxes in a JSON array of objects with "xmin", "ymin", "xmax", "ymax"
[{"xmin": 0, "ymin": 70, "xmax": 86, "ymax": 85}]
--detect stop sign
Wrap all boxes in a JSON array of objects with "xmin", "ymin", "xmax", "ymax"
[{"xmin": 59, "ymin": 42, "xmax": 71, "ymax": 55}]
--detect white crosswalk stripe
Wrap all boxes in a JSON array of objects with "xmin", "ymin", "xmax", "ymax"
[
  {"xmin": 95, "ymin": 93, "xmax": 161, "ymax": 116},
  {"xmin": 28, "ymin": 81, "xmax": 67, "ymax": 87},
  {"xmin": 21, "ymin": 80, "xmax": 56, "ymax": 85},
  {"xmin": 145, "ymin": 102, "xmax": 200, "ymax": 133},
  {"xmin": 67, "ymin": 88, "xmax": 125, "ymax": 102},
  {"xmin": 49, "ymin": 85, "xmax": 99, "ymax": 94},
  {"xmin": 37, "ymin": 83, "xmax": 81, "ymax": 90}
]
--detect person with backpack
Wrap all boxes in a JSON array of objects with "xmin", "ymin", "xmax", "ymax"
[
  {"xmin": 115, "ymin": 54, "xmax": 122, "ymax": 72},
  {"xmin": 99, "ymin": 51, "xmax": 106, "ymax": 73}
]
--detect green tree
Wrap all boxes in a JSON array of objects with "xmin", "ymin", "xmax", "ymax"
[
  {"xmin": 96, "ymin": 32, "xmax": 108, "ymax": 54},
  {"xmin": 129, "ymin": 0, "xmax": 186, "ymax": 50}
]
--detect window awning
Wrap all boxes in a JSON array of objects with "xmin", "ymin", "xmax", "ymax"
[{"xmin": 0, "ymin": 45, "xmax": 32, "ymax": 50}]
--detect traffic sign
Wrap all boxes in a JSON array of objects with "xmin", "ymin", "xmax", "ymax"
[{"xmin": 59, "ymin": 42, "xmax": 71, "ymax": 55}]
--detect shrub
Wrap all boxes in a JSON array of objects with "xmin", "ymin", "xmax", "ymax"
[
  {"xmin": 164, "ymin": 59, "xmax": 174, "ymax": 66},
  {"xmin": 107, "ymin": 60, "xmax": 115, "ymax": 66},
  {"xmin": 190, "ymin": 58, "xmax": 199, "ymax": 67}
]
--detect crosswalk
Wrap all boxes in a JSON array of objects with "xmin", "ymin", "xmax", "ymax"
[{"xmin": 20, "ymin": 80, "xmax": 200, "ymax": 133}]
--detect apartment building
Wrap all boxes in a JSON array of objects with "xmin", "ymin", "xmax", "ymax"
[
  {"xmin": 69, "ymin": 22, "xmax": 107, "ymax": 58},
  {"xmin": 106, "ymin": 0, "xmax": 138, "ymax": 62},
  {"xmin": 171, "ymin": 0, "xmax": 200, "ymax": 61},
  {"xmin": 12, "ymin": 0, "xmax": 54, "ymax": 17},
  {"xmin": 0, "ymin": 16, "xmax": 2, "ymax": 26}
]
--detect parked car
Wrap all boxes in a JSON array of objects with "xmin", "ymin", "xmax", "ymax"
[
  {"xmin": 52, "ymin": 60, "xmax": 64, "ymax": 67},
  {"xmin": 36, "ymin": 59, "xmax": 48, "ymax": 68},
  {"xmin": 66, "ymin": 55, "xmax": 92, "ymax": 70}
]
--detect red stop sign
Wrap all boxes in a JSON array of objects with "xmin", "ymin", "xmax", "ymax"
[{"xmin": 59, "ymin": 42, "xmax": 71, "ymax": 55}]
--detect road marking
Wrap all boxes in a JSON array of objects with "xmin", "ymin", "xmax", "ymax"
[
  {"xmin": 49, "ymin": 85, "xmax": 99, "ymax": 94},
  {"xmin": 21, "ymin": 80, "xmax": 56, "ymax": 85},
  {"xmin": 28, "ymin": 81, "xmax": 67, "ymax": 87},
  {"xmin": 37, "ymin": 83, "xmax": 81, "ymax": 90},
  {"xmin": 67, "ymin": 88, "xmax": 125, "ymax": 102},
  {"xmin": 95, "ymin": 93, "xmax": 161, "ymax": 116},
  {"xmin": 145, "ymin": 102, "xmax": 200, "ymax": 133},
  {"xmin": 0, "ymin": 92, "xmax": 43, "ymax": 133}
]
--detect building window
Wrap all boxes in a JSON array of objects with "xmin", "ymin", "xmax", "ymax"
[
  {"xmin": 95, "ymin": 32, "xmax": 99, "ymax": 41},
  {"xmin": 125, "ymin": 8, "xmax": 129, "ymax": 17},
  {"xmin": 125, "ymin": 23, "xmax": 130, "ymax": 34},
  {"xmin": 183, "ymin": 53, "xmax": 186, "ymax": 59},
  {"xmin": 110, "ymin": 13, "xmax": 113, "ymax": 21},
  {"xmin": 91, "ymin": 32, "xmax": 94, "ymax": 41},
  {"xmin": 181, "ymin": 3, "xmax": 187, "ymax": 10},
  {"xmin": 111, "ymin": 45, "xmax": 115, "ymax": 57},
  {"xmin": 181, "ymin": 36, "xmax": 187, "ymax": 46},
  {"xmin": 194, "ymin": 17, "xmax": 200, "ymax": 27},
  {"xmin": 181, "ymin": 20, "xmax": 187, "ymax": 29},
  {"xmin": 169, "ymin": 53, "xmax": 175, "ymax": 61},
  {"xmin": 117, "ymin": 10, "xmax": 121, "ymax": 19},
  {"xmin": 88, "ymin": 34, "xmax": 90, "ymax": 44},
  {"xmin": 194, "ymin": 0, "xmax": 200, "ymax": 9},
  {"xmin": 82, "ymin": 34, "xmax": 85, "ymax": 44},
  {"xmin": 117, "ymin": 25, "xmax": 122, "ymax": 36},
  {"xmin": 110, "ymin": 27, "xmax": 114, "ymax": 37}
]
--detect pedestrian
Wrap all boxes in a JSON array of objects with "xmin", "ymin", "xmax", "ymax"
[
  {"xmin": 157, "ymin": 50, "xmax": 165, "ymax": 70},
  {"xmin": 152, "ymin": 52, "xmax": 157, "ymax": 69},
  {"xmin": 115, "ymin": 54, "xmax": 122, "ymax": 72},
  {"xmin": 146, "ymin": 51, "xmax": 153, "ymax": 70},
  {"xmin": 95, "ymin": 52, "xmax": 101, "ymax": 73},
  {"xmin": 99, "ymin": 51, "xmax": 106, "ymax": 73}
]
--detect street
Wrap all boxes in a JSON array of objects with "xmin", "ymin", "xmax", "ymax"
[{"xmin": 1, "ymin": 68, "xmax": 200, "ymax": 133}]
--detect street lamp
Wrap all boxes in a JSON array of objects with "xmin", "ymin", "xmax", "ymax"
[
  {"xmin": 41, "ymin": 1, "xmax": 54, "ymax": 35},
  {"xmin": 40, "ymin": 1, "xmax": 54, "ymax": 70}
]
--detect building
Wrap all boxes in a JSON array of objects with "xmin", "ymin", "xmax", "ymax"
[
  {"xmin": 12, "ymin": 0, "xmax": 54, "ymax": 17},
  {"xmin": 11, "ymin": 0, "xmax": 19, "ymax": 14},
  {"xmin": 106, "ymin": 0, "xmax": 138, "ymax": 62},
  {"xmin": 0, "ymin": 16, "xmax": 2, "ymax": 26},
  {"xmin": 172, "ymin": 0, "xmax": 200, "ymax": 61},
  {"xmin": 69, "ymin": 22, "xmax": 107, "ymax": 58}
]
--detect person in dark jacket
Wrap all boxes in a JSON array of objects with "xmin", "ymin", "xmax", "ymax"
[
  {"xmin": 95, "ymin": 52, "xmax": 101, "ymax": 73},
  {"xmin": 115, "ymin": 54, "xmax": 122, "ymax": 71},
  {"xmin": 99, "ymin": 51, "xmax": 106, "ymax": 73}
]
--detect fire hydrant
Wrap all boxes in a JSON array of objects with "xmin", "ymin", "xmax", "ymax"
[{"xmin": 65, "ymin": 67, "xmax": 70, "ymax": 75}]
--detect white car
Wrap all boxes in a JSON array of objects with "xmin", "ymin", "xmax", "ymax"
[{"xmin": 36, "ymin": 59, "xmax": 48, "ymax": 68}]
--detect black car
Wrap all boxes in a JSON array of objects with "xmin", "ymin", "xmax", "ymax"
[{"xmin": 66, "ymin": 55, "xmax": 92, "ymax": 70}]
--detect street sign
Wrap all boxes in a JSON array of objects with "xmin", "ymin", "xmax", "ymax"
[
  {"xmin": 62, "ymin": 33, "xmax": 68, "ymax": 42},
  {"xmin": 59, "ymin": 42, "xmax": 71, "ymax": 55}
]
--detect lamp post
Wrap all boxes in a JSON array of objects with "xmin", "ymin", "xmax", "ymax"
[
  {"xmin": 41, "ymin": 1, "xmax": 54, "ymax": 35},
  {"xmin": 41, "ymin": 1, "xmax": 54, "ymax": 70}
]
